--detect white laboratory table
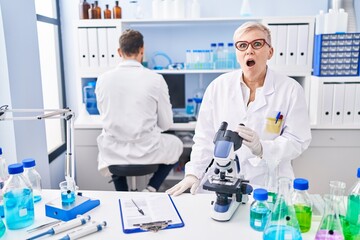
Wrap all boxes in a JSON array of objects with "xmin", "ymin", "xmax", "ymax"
[{"xmin": 2, "ymin": 189, "xmax": 320, "ymax": 240}]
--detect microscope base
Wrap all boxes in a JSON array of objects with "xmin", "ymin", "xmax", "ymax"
[{"xmin": 210, "ymin": 200, "xmax": 240, "ymax": 221}]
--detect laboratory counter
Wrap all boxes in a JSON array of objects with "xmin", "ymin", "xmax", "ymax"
[{"xmin": 2, "ymin": 189, "xmax": 320, "ymax": 240}]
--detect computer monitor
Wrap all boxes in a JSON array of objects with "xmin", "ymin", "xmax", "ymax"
[{"xmin": 162, "ymin": 74, "xmax": 185, "ymax": 110}]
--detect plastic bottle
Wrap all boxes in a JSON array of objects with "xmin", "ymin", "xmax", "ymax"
[
  {"xmin": 315, "ymin": 10, "xmax": 325, "ymax": 35},
  {"xmin": 215, "ymin": 43, "xmax": 225, "ymax": 69},
  {"xmin": 210, "ymin": 43, "xmax": 217, "ymax": 69},
  {"xmin": 104, "ymin": 4, "xmax": 112, "ymax": 19},
  {"xmin": 227, "ymin": 43, "xmax": 236, "ymax": 69},
  {"xmin": 3, "ymin": 163, "xmax": 34, "ymax": 230},
  {"xmin": 152, "ymin": 0, "xmax": 160, "ymax": 19},
  {"xmin": 250, "ymin": 188, "xmax": 271, "ymax": 232},
  {"xmin": 345, "ymin": 167, "xmax": 360, "ymax": 239},
  {"xmin": 324, "ymin": 9, "xmax": 337, "ymax": 34},
  {"xmin": 292, "ymin": 178, "xmax": 312, "ymax": 233},
  {"xmin": 263, "ymin": 177, "xmax": 302, "ymax": 240},
  {"xmin": 337, "ymin": 8, "xmax": 348, "ymax": 33},
  {"xmin": 79, "ymin": 0, "xmax": 90, "ymax": 19},
  {"xmin": 22, "ymin": 158, "xmax": 42, "ymax": 203},
  {"xmin": 190, "ymin": 0, "xmax": 200, "ymax": 18},
  {"xmin": 113, "ymin": 1, "xmax": 122, "ymax": 19},
  {"xmin": 240, "ymin": 0, "xmax": 252, "ymax": 17},
  {"xmin": 0, "ymin": 148, "xmax": 8, "ymax": 218},
  {"xmin": 186, "ymin": 98, "xmax": 195, "ymax": 116},
  {"xmin": 94, "ymin": 1, "xmax": 101, "ymax": 19}
]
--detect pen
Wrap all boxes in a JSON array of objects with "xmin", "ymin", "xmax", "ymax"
[
  {"xmin": 59, "ymin": 221, "xmax": 107, "ymax": 240},
  {"xmin": 275, "ymin": 111, "xmax": 281, "ymax": 124},
  {"xmin": 131, "ymin": 199, "xmax": 145, "ymax": 215}
]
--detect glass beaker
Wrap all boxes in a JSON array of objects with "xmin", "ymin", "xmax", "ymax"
[
  {"xmin": 315, "ymin": 194, "xmax": 344, "ymax": 240},
  {"xmin": 263, "ymin": 177, "xmax": 302, "ymax": 240},
  {"xmin": 59, "ymin": 180, "xmax": 76, "ymax": 204}
]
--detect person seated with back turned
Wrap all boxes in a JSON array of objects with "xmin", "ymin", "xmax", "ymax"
[
  {"xmin": 167, "ymin": 21, "xmax": 312, "ymax": 196},
  {"xmin": 95, "ymin": 29, "xmax": 183, "ymax": 192}
]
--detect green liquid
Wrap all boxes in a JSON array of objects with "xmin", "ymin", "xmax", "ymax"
[
  {"xmin": 294, "ymin": 204, "xmax": 312, "ymax": 233},
  {"xmin": 321, "ymin": 214, "xmax": 353, "ymax": 240},
  {"xmin": 345, "ymin": 195, "xmax": 360, "ymax": 240}
]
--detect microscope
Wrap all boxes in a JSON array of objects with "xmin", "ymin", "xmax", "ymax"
[{"xmin": 203, "ymin": 122, "xmax": 253, "ymax": 221}]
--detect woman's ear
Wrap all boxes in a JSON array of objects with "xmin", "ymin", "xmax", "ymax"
[{"xmin": 267, "ymin": 47, "xmax": 274, "ymax": 60}]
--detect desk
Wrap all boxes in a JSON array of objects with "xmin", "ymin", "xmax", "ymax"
[{"xmin": 2, "ymin": 190, "xmax": 319, "ymax": 240}]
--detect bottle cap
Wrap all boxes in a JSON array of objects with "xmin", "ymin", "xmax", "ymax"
[
  {"xmin": 227, "ymin": 43, "xmax": 234, "ymax": 47},
  {"xmin": 357, "ymin": 168, "xmax": 360, "ymax": 178},
  {"xmin": 8, "ymin": 163, "xmax": 24, "ymax": 174},
  {"xmin": 293, "ymin": 178, "xmax": 309, "ymax": 190},
  {"xmin": 22, "ymin": 158, "xmax": 36, "ymax": 168},
  {"xmin": 187, "ymin": 98, "xmax": 193, "ymax": 103},
  {"xmin": 0, "ymin": 147, "xmax": 2, "ymax": 155},
  {"xmin": 87, "ymin": 81, "xmax": 96, "ymax": 87},
  {"xmin": 210, "ymin": 43, "xmax": 217, "ymax": 47},
  {"xmin": 218, "ymin": 43, "xmax": 224, "ymax": 47},
  {"xmin": 253, "ymin": 188, "xmax": 268, "ymax": 201}
]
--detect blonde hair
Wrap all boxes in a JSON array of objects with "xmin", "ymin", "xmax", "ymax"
[{"xmin": 233, "ymin": 22, "xmax": 272, "ymax": 47}]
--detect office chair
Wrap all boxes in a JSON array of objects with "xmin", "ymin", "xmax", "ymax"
[{"xmin": 108, "ymin": 164, "xmax": 159, "ymax": 191}]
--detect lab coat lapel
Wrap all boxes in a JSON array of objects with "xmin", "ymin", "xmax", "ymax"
[
  {"xmin": 249, "ymin": 69, "xmax": 274, "ymax": 113},
  {"xmin": 233, "ymin": 71, "xmax": 247, "ymax": 118}
]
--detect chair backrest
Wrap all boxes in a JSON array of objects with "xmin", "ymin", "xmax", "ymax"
[{"xmin": 108, "ymin": 164, "xmax": 159, "ymax": 177}]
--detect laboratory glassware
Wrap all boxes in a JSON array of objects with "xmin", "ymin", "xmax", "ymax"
[
  {"xmin": 292, "ymin": 178, "xmax": 312, "ymax": 233},
  {"xmin": 113, "ymin": 1, "xmax": 122, "ymax": 19},
  {"xmin": 250, "ymin": 188, "xmax": 270, "ymax": 232},
  {"xmin": 263, "ymin": 177, "xmax": 302, "ymax": 240},
  {"xmin": 59, "ymin": 180, "xmax": 76, "ymax": 204},
  {"xmin": 345, "ymin": 167, "xmax": 360, "ymax": 239},
  {"xmin": 0, "ymin": 217, "xmax": 5, "ymax": 238},
  {"xmin": 88, "ymin": 4, "xmax": 97, "ymax": 19},
  {"xmin": 0, "ymin": 147, "xmax": 9, "ymax": 218},
  {"xmin": 79, "ymin": 0, "xmax": 90, "ymax": 19},
  {"xmin": 22, "ymin": 158, "xmax": 42, "ymax": 203},
  {"xmin": 315, "ymin": 194, "xmax": 344, "ymax": 240},
  {"xmin": 94, "ymin": 1, "xmax": 101, "ymax": 19},
  {"xmin": 104, "ymin": 4, "xmax": 111, "ymax": 19},
  {"xmin": 3, "ymin": 163, "xmax": 34, "ymax": 229},
  {"xmin": 266, "ymin": 166, "xmax": 279, "ymax": 210},
  {"xmin": 186, "ymin": 98, "xmax": 195, "ymax": 116}
]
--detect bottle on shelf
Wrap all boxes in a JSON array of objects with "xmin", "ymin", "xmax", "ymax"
[
  {"xmin": 215, "ymin": 42, "xmax": 225, "ymax": 69},
  {"xmin": 3, "ymin": 163, "xmax": 34, "ymax": 230},
  {"xmin": 337, "ymin": 8, "xmax": 348, "ymax": 33},
  {"xmin": 315, "ymin": 10, "xmax": 325, "ymax": 35},
  {"xmin": 292, "ymin": 178, "xmax": 312, "ymax": 233},
  {"xmin": 263, "ymin": 177, "xmax": 302, "ymax": 240},
  {"xmin": 94, "ymin": 1, "xmax": 102, "ymax": 19},
  {"xmin": 324, "ymin": 9, "xmax": 337, "ymax": 34},
  {"xmin": 113, "ymin": 1, "xmax": 122, "ymax": 19},
  {"xmin": 345, "ymin": 167, "xmax": 360, "ymax": 239},
  {"xmin": 240, "ymin": 0, "xmax": 252, "ymax": 17},
  {"xmin": 88, "ymin": 3, "xmax": 97, "ymax": 19},
  {"xmin": 104, "ymin": 4, "xmax": 112, "ymax": 19},
  {"xmin": 210, "ymin": 43, "xmax": 217, "ymax": 69},
  {"xmin": 190, "ymin": 0, "xmax": 200, "ymax": 18},
  {"xmin": 152, "ymin": 0, "xmax": 160, "ymax": 19},
  {"xmin": 0, "ymin": 147, "xmax": 9, "ymax": 218},
  {"xmin": 22, "ymin": 158, "xmax": 42, "ymax": 203},
  {"xmin": 79, "ymin": 0, "xmax": 90, "ymax": 19},
  {"xmin": 186, "ymin": 98, "xmax": 195, "ymax": 116},
  {"xmin": 227, "ymin": 43, "xmax": 236, "ymax": 69},
  {"xmin": 250, "ymin": 188, "xmax": 271, "ymax": 232}
]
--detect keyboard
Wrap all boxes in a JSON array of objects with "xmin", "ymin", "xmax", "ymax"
[{"xmin": 173, "ymin": 116, "xmax": 196, "ymax": 123}]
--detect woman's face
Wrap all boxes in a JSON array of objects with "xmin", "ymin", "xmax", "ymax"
[{"xmin": 235, "ymin": 29, "xmax": 273, "ymax": 77}]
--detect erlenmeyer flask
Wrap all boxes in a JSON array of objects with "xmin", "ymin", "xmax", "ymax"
[
  {"xmin": 315, "ymin": 194, "xmax": 344, "ymax": 240},
  {"xmin": 329, "ymin": 181, "xmax": 351, "ymax": 239},
  {"xmin": 266, "ymin": 166, "xmax": 279, "ymax": 210},
  {"xmin": 263, "ymin": 177, "xmax": 302, "ymax": 240}
]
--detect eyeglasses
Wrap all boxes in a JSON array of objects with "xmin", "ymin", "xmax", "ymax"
[{"xmin": 235, "ymin": 39, "xmax": 270, "ymax": 51}]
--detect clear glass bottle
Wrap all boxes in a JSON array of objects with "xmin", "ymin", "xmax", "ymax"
[
  {"xmin": 315, "ymin": 194, "xmax": 344, "ymax": 240},
  {"xmin": 210, "ymin": 43, "xmax": 217, "ymax": 69},
  {"xmin": 79, "ymin": 0, "xmax": 90, "ymax": 19},
  {"xmin": 250, "ymin": 188, "xmax": 270, "ymax": 232},
  {"xmin": 0, "ymin": 217, "xmax": 5, "ymax": 238},
  {"xmin": 186, "ymin": 98, "xmax": 195, "ymax": 116},
  {"xmin": 3, "ymin": 163, "xmax": 34, "ymax": 229},
  {"xmin": 215, "ymin": 42, "xmax": 225, "ymax": 69},
  {"xmin": 22, "ymin": 158, "xmax": 42, "ymax": 203},
  {"xmin": 0, "ymin": 147, "xmax": 9, "ymax": 218},
  {"xmin": 263, "ymin": 177, "xmax": 302, "ymax": 240},
  {"xmin": 113, "ymin": 1, "xmax": 122, "ymax": 19},
  {"xmin": 104, "ymin": 4, "xmax": 112, "ymax": 19},
  {"xmin": 227, "ymin": 43, "xmax": 236, "ymax": 69},
  {"xmin": 266, "ymin": 166, "xmax": 279, "ymax": 210},
  {"xmin": 345, "ymin": 167, "xmax": 360, "ymax": 239},
  {"xmin": 292, "ymin": 178, "xmax": 312, "ymax": 233}
]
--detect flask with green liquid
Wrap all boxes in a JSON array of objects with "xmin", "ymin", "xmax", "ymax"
[{"xmin": 292, "ymin": 178, "xmax": 312, "ymax": 233}]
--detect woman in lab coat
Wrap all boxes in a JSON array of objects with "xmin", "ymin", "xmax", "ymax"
[{"xmin": 167, "ymin": 22, "xmax": 312, "ymax": 196}]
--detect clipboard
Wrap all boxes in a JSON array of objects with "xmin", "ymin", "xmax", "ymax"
[{"xmin": 118, "ymin": 193, "xmax": 185, "ymax": 233}]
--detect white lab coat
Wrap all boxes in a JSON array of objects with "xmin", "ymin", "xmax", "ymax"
[
  {"xmin": 185, "ymin": 68, "xmax": 312, "ymax": 188},
  {"xmin": 95, "ymin": 60, "xmax": 183, "ymax": 177}
]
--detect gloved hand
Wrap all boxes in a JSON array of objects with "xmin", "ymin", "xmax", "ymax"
[
  {"xmin": 166, "ymin": 175, "xmax": 200, "ymax": 196},
  {"xmin": 236, "ymin": 125, "xmax": 263, "ymax": 157}
]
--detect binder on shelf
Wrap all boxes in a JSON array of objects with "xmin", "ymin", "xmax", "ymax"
[
  {"xmin": 296, "ymin": 24, "xmax": 309, "ymax": 65},
  {"xmin": 118, "ymin": 193, "xmax": 184, "ymax": 234},
  {"xmin": 321, "ymin": 83, "xmax": 334, "ymax": 124},
  {"xmin": 343, "ymin": 83, "xmax": 356, "ymax": 124},
  {"xmin": 78, "ymin": 28, "xmax": 90, "ymax": 68},
  {"xmin": 107, "ymin": 27, "xmax": 120, "ymax": 67},
  {"xmin": 332, "ymin": 83, "xmax": 345, "ymax": 125},
  {"xmin": 286, "ymin": 24, "xmax": 298, "ymax": 65},
  {"xmin": 267, "ymin": 25, "xmax": 278, "ymax": 66},
  {"xmin": 354, "ymin": 84, "xmax": 360, "ymax": 124},
  {"xmin": 97, "ymin": 28, "xmax": 108, "ymax": 67},
  {"xmin": 275, "ymin": 25, "xmax": 287, "ymax": 65},
  {"xmin": 87, "ymin": 28, "xmax": 99, "ymax": 68}
]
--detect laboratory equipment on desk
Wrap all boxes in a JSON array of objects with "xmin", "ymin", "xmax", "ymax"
[
  {"xmin": 292, "ymin": 178, "xmax": 312, "ymax": 233},
  {"xmin": 113, "ymin": 0, "xmax": 122, "ymax": 19},
  {"xmin": 263, "ymin": 177, "xmax": 302, "ymax": 240},
  {"xmin": 26, "ymin": 215, "xmax": 91, "ymax": 240},
  {"xmin": 0, "ymin": 147, "xmax": 8, "ymax": 218},
  {"xmin": 345, "ymin": 167, "xmax": 360, "ymax": 239},
  {"xmin": 3, "ymin": 163, "xmax": 34, "ymax": 230},
  {"xmin": 266, "ymin": 166, "xmax": 278, "ymax": 210},
  {"xmin": 202, "ymin": 122, "xmax": 253, "ymax": 221},
  {"xmin": 22, "ymin": 158, "xmax": 42, "ymax": 203},
  {"xmin": 84, "ymin": 81, "xmax": 99, "ymax": 115},
  {"xmin": 315, "ymin": 194, "xmax": 344, "ymax": 240},
  {"xmin": 186, "ymin": 98, "xmax": 195, "ymax": 116},
  {"xmin": 59, "ymin": 221, "xmax": 107, "ymax": 240},
  {"xmin": 250, "ymin": 188, "xmax": 270, "ymax": 232}
]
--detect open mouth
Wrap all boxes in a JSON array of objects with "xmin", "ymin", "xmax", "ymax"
[{"xmin": 246, "ymin": 59, "xmax": 255, "ymax": 67}]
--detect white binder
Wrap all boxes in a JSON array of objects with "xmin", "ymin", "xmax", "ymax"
[
  {"xmin": 296, "ymin": 24, "xmax": 309, "ymax": 65},
  {"xmin": 354, "ymin": 84, "xmax": 360, "ymax": 124},
  {"xmin": 286, "ymin": 25, "xmax": 298, "ymax": 65},
  {"xmin": 87, "ymin": 28, "xmax": 99, "ymax": 68},
  {"xmin": 343, "ymin": 83, "xmax": 356, "ymax": 124},
  {"xmin": 275, "ymin": 25, "xmax": 287, "ymax": 65},
  {"xmin": 332, "ymin": 83, "xmax": 345, "ymax": 125},
  {"xmin": 107, "ymin": 27, "xmax": 119, "ymax": 67},
  {"xmin": 267, "ymin": 25, "xmax": 277, "ymax": 66},
  {"xmin": 97, "ymin": 28, "xmax": 108, "ymax": 67},
  {"xmin": 78, "ymin": 28, "xmax": 89, "ymax": 68},
  {"xmin": 321, "ymin": 83, "xmax": 334, "ymax": 124}
]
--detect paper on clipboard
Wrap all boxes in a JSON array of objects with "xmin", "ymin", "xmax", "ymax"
[{"xmin": 118, "ymin": 193, "xmax": 184, "ymax": 233}]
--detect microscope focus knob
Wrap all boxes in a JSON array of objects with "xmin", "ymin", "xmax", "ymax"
[
  {"xmin": 214, "ymin": 168, "xmax": 220, "ymax": 174},
  {"xmin": 227, "ymin": 168, "xmax": 233, "ymax": 173}
]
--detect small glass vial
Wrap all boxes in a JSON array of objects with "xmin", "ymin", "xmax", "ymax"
[
  {"xmin": 250, "ymin": 188, "xmax": 270, "ymax": 232},
  {"xmin": 186, "ymin": 98, "xmax": 195, "ymax": 116},
  {"xmin": 292, "ymin": 178, "xmax": 312, "ymax": 233},
  {"xmin": 22, "ymin": 158, "xmax": 42, "ymax": 203},
  {"xmin": 3, "ymin": 163, "xmax": 34, "ymax": 229},
  {"xmin": 104, "ymin": 4, "xmax": 112, "ymax": 19},
  {"xmin": 113, "ymin": 1, "xmax": 122, "ymax": 19}
]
